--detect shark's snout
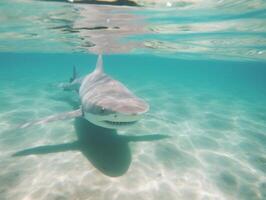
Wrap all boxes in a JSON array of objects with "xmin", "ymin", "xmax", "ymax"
[
  {"xmin": 94, "ymin": 97, "xmax": 149, "ymax": 115},
  {"xmin": 112, "ymin": 98, "xmax": 149, "ymax": 115}
]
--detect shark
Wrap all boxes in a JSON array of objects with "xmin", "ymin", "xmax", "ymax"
[{"xmin": 20, "ymin": 55, "xmax": 149, "ymax": 129}]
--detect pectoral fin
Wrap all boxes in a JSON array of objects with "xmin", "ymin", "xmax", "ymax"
[
  {"xmin": 145, "ymin": 113, "xmax": 176, "ymax": 125},
  {"xmin": 19, "ymin": 108, "xmax": 83, "ymax": 129}
]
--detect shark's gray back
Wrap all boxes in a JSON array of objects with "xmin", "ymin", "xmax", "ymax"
[{"xmin": 79, "ymin": 71, "xmax": 148, "ymax": 115}]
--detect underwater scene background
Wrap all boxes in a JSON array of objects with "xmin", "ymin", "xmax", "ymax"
[{"xmin": 0, "ymin": 0, "xmax": 266, "ymax": 200}]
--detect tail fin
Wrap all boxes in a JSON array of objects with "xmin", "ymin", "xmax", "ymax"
[
  {"xmin": 94, "ymin": 54, "xmax": 103, "ymax": 73},
  {"xmin": 18, "ymin": 108, "xmax": 83, "ymax": 129},
  {"xmin": 69, "ymin": 66, "xmax": 77, "ymax": 83}
]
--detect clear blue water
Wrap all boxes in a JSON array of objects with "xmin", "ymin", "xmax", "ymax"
[{"xmin": 0, "ymin": 1, "xmax": 266, "ymax": 200}]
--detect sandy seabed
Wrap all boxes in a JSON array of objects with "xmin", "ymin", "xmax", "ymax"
[{"xmin": 0, "ymin": 81, "xmax": 265, "ymax": 200}]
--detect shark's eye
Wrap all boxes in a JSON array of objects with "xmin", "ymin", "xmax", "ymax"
[{"xmin": 100, "ymin": 107, "xmax": 105, "ymax": 113}]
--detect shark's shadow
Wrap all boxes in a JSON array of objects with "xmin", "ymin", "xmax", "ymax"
[{"xmin": 13, "ymin": 117, "xmax": 169, "ymax": 177}]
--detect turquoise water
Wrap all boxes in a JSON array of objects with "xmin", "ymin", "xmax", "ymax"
[{"xmin": 1, "ymin": 1, "xmax": 266, "ymax": 200}]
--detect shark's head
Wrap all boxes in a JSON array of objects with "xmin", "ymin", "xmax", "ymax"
[
  {"xmin": 83, "ymin": 97, "xmax": 149, "ymax": 129},
  {"xmin": 80, "ymin": 54, "xmax": 149, "ymax": 129}
]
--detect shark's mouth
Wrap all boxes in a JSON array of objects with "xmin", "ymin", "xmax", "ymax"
[{"xmin": 103, "ymin": 120, "xmax": 137, "ymax": 126}]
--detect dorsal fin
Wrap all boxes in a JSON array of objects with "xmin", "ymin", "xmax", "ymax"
[
  {"xmin": 69, "ymin": 66, "xmax": 77, "ymax": 83},
  {"xmin": 73, "ymin": 66, "xmax": 77, "ymax": 79},
  {"xmin": 94, "ymin": 54, "xmax": 103, "ymax": 73}
]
